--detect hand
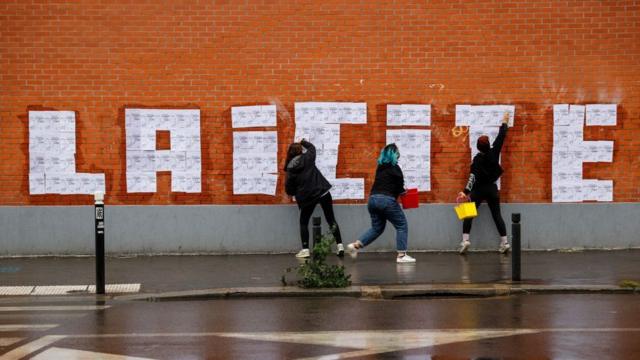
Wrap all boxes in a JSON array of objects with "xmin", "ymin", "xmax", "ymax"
[
  {"xmin": 457, "ymin": 192, "xmax": 469, "ymax": 202},
  {"xmin": 502, "ymin": 112, "xmax": 510, "ymax": 125}
]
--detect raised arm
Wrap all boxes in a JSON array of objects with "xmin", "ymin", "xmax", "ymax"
[
  {"xmin": 300, "ymin": 139, "xmax": 316, "ymax": 163},
  {"xmin": 491, "ymin": 113, "xmax": 510, "ymax": 156}
]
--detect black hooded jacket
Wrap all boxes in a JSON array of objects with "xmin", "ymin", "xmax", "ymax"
[
  {"xmin": 464, "ymin": 123, "xmax": 507, "ymax": 194},
  {"xmin": 285, "ymin": 140, "xmax": 332, "ymax": 208}
]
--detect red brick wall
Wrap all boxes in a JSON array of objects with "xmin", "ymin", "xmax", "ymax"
[{"xmin": 1, "ymin": 0, "xmax": 639, "ymax": 205}]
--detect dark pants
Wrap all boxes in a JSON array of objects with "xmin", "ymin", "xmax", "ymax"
[
  {"xmin": 463, "ymin": 184, "xmax": 507, "ymax": 237},
  {"xmin": 299, "ymin": 192, "xmax": 342, "ymax": 249}
]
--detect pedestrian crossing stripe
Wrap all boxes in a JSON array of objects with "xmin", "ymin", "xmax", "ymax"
[
  {"xmin": 0, "ymin": 305, "xmax": 110, "ymax": 312},
  {"xmin": 0, "ymin": 324, "xmax": 57, "ymax": 331},
  {"xmin": 0, "ymin": 287, "xmax": 33, "ymax": 296},
  {"xmin": 0, "ymin": 337, "xmax": 23, "ymax": 347},
  {"xmin": 31, "ymin": 347, "xmax": 156, "ymax": 360}
]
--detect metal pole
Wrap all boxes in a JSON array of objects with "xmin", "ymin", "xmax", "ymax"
[
  {"xmin": 312, "ymin": 216, "xmax": 322, "ymax": 251},
  {"xmin": 94, "ymin": 192, "xmax": 105, "ymax": 295},
  {"xmin": 511, "ymin": 213, "xmax": 521, "ymax": 282}
]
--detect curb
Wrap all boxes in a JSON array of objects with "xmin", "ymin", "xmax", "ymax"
[{"xmin": 114, "ymin": 283, "xmax": 638, "ymax": 302}]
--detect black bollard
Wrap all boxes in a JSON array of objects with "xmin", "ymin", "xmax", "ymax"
[
  {"xmin": 94, "ymin": 192, "xmax": 105, "ymax": 295},
  {"xmin": 511, "ymin": 213, "xmax": 521, "ymax": 281},
  {"xmin": 312, "ymin": 216, "xmax": 322, "ymax": 251}
]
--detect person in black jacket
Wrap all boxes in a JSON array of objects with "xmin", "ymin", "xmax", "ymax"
[
  {"xmin": 285, "ymin": 139, "xmax": 344, "ymax": 258},
  {"xmin": 347, "ymin": 144, "xmax": 416, "ymax": 263},
  {"xmin": 457, "ymin": 112, "xmax": 510, "ymax": 254}
]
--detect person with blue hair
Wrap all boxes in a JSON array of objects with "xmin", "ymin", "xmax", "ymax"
[{"xmin": 347, "ymin": 143, "xmax": 416, "ymax": 263}]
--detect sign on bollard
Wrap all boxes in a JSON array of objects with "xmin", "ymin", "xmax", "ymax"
[
  {"xmin": 511, "ymin": 213, "xmax": 521, "ymax": 282},
  {"xmin": 95, "ymin": 192, "xmax": 105, "ymax": 295}
]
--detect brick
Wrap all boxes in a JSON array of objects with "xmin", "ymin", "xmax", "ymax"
[{"xmin": 0, "ymin": 0, "xmax": 638, "ymax": 205}]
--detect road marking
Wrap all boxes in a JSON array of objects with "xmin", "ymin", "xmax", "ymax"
[
  {"xmin": 31, "ymin": 347, "xmax": 156, "ymax": 360},
  {"xmin": 0, "ymin": 324, "xmax": 57, "ymax": 332},
  {"xmin": 0, "ymin": 313, "xmax": 87, "ymax": 321},
  {"xmin": 0, "ymin": 287, "xmax": 34, "ymax": 296},
  {"xmin": 3, "ymin": 328, "xmax": 639, "ymax": 359},
  {"xmin": 0, "ymin": 338, "xmax": 23, "ymax": 347},
  {"xmin": 31, "ymin": 286, "xmax": 88, "ymax": 296},
  {"xmin": 216, "ymin": 329, "xmax": 540, "ymax": 359},
  {"xmin": 0, "ymin": 284, "xmax": 140, "ymax": 296},
  {"xmin": 88, "ymin": 284, "xmax": 141, "ymax": 294},
  {"xmin": 0, "ymin": 305, "xmax": 110, "ymax": 312},
  {"xmin": 0, "ymin": 335, "xmax": 65, "ymax": 360}
]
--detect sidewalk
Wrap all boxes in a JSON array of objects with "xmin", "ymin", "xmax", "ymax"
[{"xmin": 1, "ymin": 250, "xmax": 638, "ymax": 299}]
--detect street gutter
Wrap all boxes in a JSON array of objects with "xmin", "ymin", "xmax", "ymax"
[{"xmin": 114, "ymin": 283, "xmax": 638, "ymax": 302}]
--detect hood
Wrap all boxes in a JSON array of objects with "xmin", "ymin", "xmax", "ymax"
[{"xmin": 286, "ymin": 154, "xmax": 305, "ymax": 173}]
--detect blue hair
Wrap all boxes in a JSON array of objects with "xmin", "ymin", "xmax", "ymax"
[{"xmin": 377, "ymin": 144, "xmax": 399, "ymax": 165}]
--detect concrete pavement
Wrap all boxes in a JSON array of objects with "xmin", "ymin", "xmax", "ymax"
[{"xmin": 1, "ymin": 250, "xmax": 638, "ymax": 300}]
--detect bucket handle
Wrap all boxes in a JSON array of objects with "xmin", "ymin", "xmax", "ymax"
[{"xmin": 456, "ymin": 193, "xmax": 470, "ymax": 204}]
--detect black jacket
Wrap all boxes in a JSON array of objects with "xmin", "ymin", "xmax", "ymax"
[
  {"xmin": 464, "ymin": 123, "xmax": 507, "ymax": 194},
  {"xmin": 285, "ymin": 140, "xmax": 332, "ymax": 208},
  {"xmin": 370, "ymin": 163, "xmax": 405, "ymax": 198}
]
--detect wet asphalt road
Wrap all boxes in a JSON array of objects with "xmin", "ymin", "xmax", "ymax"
[{"xmin": 1, "ymin": 294, "xmax": 639, "ymax": 359}]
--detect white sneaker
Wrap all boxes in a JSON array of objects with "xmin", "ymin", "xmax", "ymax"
[
  {"xmin": 458, "ymin": 240, "xmax": 471, "ymax": 254},
  {"xmin": 499, "ymin": 243, "xmax": 511, "ymax": 254},
  {"xmin": 346, "ymin": 242, "xmax": 361, "ymax": 258},
  {"xmin": 295, "ymin": 249, "xmax": 310, "ymax": 258},
  {"xmin": 396, "ymin": 254, "xmax": 416, "ymax": 263},
  {"xmin": 336, "ymin": 243, "xmax": 344, "ymax": 257}
]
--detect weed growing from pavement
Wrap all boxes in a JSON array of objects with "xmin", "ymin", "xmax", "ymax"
[
  {"xmin": 282, "ymin": 230, "xmax": 351, "ymax": 288},
  {"xmin": 619, "ymin": 280, "xmax": 640, "ymax": 290}
]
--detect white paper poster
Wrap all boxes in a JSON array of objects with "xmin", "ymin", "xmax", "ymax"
[
  {"xmin": 232, "ymin": 131, "xmax": 278, "ymax": 195},
  {"xmin": 386, "ymin": 129, "xmax": 431, "ymax": 191},
  {"xmin": 233, "ymin": 173, "xmax": 278, "ymax": 195},
  {"xmin": 28, "ymin": 111, "xmax": 106, "ymax": 195},
  {"xmin": 329, "ymin": 178, "xmax": 365, "ymax": 200},
  {"xmin": 125, "ymin": 109, "xmax": 202, "ymax": 193},
  {"xmin": 232, "ymin": 105, "xmax": 277, "ymax": 128},
  {"xmin": 387, "ymin": 104, "xmax": 431, "ymax": 126},
  {"xmin": 294, "ymin": 102, "xmax": 367, "ymax": 124},
  {"xmin": 586, "ymin": 104, "xmax": 617, "ymax": 126}
]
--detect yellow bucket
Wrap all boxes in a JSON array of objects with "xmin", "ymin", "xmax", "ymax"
[{"xmin": 454, "ymin": 202, "xmax": 478, "ymax": 220}]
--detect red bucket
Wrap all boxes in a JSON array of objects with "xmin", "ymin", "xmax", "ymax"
[{"xmin": 400, "ymin": 188, "xmax": 419, "ymax": 209}]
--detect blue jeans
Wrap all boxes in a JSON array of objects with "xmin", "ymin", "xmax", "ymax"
[{"xmin": 359, "ymin": 194, "xmax": 408, "ymax": 251}]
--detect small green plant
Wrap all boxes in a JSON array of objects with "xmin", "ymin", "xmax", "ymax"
[
  {"xmin": 282, "ymin": 230, "xmax": 351, "ymax": 288},
  {"xmin": 619, "ymin": 280, "xmax": 640, "ymax": 290}
]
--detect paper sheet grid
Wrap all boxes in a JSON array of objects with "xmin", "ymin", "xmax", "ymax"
[
  {"xmin": 291, "ymin": 102, "xmax": 367, "ymax": 199},
  {"xmin": 125, "ymin": 109, "xmax": 202, "ymax": 193},
  {"xmin": 551, "ymin": 104, "xmax": 615, "ymax": 202}
]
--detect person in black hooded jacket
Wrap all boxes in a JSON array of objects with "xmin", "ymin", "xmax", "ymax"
[
  {"xmin": 285, "ymin": 139, "xmax": 343, "ymax": 258},
  {"xmin": 457, "ymin": 112, "xmax": 510, "ymax": 254}
]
